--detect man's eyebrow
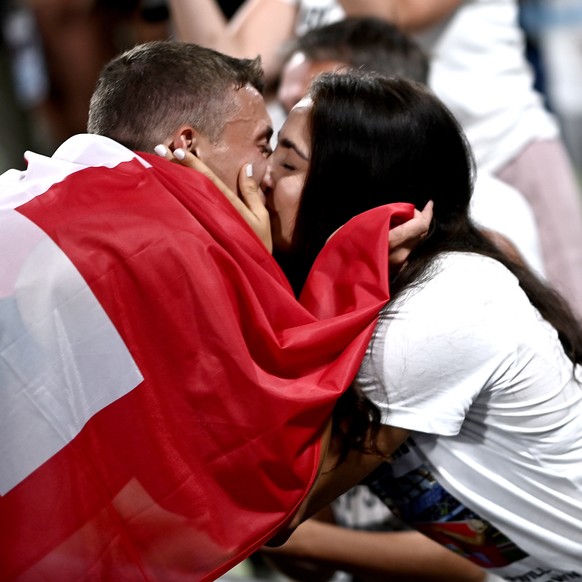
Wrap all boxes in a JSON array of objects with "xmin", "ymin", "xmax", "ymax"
[{"xmin": 278, "ymin": 136, "xmax": 309, "ymax": 160}]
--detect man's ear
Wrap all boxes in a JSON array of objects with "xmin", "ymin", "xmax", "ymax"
[{"xmin": 169, "ymin": 126, "xmax": 199, "ymax": 156}]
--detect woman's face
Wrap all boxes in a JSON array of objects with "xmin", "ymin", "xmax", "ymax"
[{"xmin": 263, "ymin": 100, "xmax": 312, "ymax": 252}]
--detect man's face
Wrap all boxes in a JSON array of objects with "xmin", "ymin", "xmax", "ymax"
[
  {"xmin": 278, "ymin": 52, "xmax": 347, "ymax": 114},
  {"xmin": 194, "ymin": 84, "xmax": 273, "ymax": 193}
]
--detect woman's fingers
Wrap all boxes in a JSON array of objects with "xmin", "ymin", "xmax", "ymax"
[
  {"xmin": 154, "ymin": 145, "xmax": 272, "ymax": 253},
  {"xmin": 156, "ymin": 145, "xmax": 241, "ymax": 206},
  {"xmin": 388, "ymin": 200, "xmax": 434, "ymax": 267},
  {"xmin": 419, "ymin": 199, "xmax": 434, "ymax": 229}
]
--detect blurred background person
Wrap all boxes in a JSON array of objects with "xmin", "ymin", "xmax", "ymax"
[
  {"xmin": 520, "ymin": 0, "xmax": 582, "ymax": 175},
  {"xmin": 0, "ymin": 0, "xmax": 171, "ymax": 170}
]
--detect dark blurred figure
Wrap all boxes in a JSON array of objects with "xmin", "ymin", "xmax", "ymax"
[
  {"xmin": 1, "ymin": 0, "xmax": 50, "ymax": 166},
  {"xmin": 1, "ymin": 0, "xmax": 170, "ymax": 161}
]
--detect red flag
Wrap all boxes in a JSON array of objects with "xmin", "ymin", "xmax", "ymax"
[{"xmin": 0, "ymin": 135, "xmax": 413, "ymax": 581}]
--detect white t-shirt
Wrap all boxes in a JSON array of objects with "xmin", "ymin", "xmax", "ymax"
[
  {"xmin": 356, "ymin": 252, "xmax": 582, "ymax": 580},
  {"xmin": 295, "ymin": 0, "xmax": 344, "ymax": 36},
  {"xmin": 412, "ymin": 0, "xmax": 559, "ymax": 173}
]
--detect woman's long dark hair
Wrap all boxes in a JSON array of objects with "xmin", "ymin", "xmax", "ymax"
[{"xmin": 279, "ymin": 72, "xmax": 582, "ymax": 457}]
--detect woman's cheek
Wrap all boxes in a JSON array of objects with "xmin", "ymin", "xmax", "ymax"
[
  {"xmin": 272, "ymin": 175, "xmax": 305, "ymax": 245},
  {"xmin": 285, "ymin": 183, "xmax": 304, "ymax": 241}
]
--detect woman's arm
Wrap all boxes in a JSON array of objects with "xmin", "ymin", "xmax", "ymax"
[
  {"xmin": 167, "ymin": 0, "xmax": 298, "ymax": 82},
  {"xmin": 265, "ymin": 519, "xmax": 488, "ymax": 582},
  {"xmin": 279, "ymin": 424, "xmax": 411, "ymax": 537},
  {"xmin": 338, "ymin": 0, "xmax": 465, "ymax": 31},
  {"xmin": 167, "ymin": 0, "xmax": 228, "ymax": 46}
]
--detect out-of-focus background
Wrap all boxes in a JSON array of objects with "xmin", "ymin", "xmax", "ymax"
[
  {"xmin": 1, "ymin": 0, "xmax": 581, "ymax": 177},
  {"xmin": 0, "ymin": 0, "xmax": 170, "ymax": 172},
  {"xmin": 519, "ymin": 0, "xmax": 582, "ymax": 180}
]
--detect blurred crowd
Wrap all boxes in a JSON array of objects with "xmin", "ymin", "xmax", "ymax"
[
  {"xmin": 0, "ymin": 0, "xmax": 171, "ymax": 170},
  {"xmin": 1, "ymin": 1, "xmax": 581, "ymax": 177}
]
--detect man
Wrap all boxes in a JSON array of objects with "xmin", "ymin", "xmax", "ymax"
[
  {"xmin": 276, "ymin": 14, "xmax": 428, "ymax": 116},
  {"xmin": 0, "ymin": 40, "xmax": 426, "ymax": 581},
  {"xmin": 87, "ymin": 40, "xmax": 274, "ymax": 193}
]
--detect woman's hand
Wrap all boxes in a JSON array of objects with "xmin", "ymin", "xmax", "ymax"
[
  {"xmin": 388, "ymin": 200, "xmax": 433, "ymax": 267},
  {"xmin": 154, "ymin": 145, "xmax": 273, "ymax": 253}
]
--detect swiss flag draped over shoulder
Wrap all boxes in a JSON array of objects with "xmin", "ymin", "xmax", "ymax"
[{"xmin": 0, "ymin": 135, "xmax": 412, "ymax": 581}]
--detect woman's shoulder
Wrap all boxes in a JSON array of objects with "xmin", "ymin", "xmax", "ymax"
[
  {"xmin": 381, "ymin": 252, "xmax": 529, "ymax": 350},
  {"xmin": 393, "ymin": 252, "xmax": 522, "ymax": 318},
  {"xmin": 426, "ymin": 251, "xmax": 516, "ymax": 291}
]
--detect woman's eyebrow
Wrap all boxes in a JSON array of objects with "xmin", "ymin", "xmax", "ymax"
[{"xmin": 278, "ymin": 136, "xmax": 309, "ymax": 161}]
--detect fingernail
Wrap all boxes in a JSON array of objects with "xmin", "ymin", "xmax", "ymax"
[
  {"xmin": 154, "ymin": 144, "xmax": 167, "ymax": 156},
  {"xmin": 246, "ymin": 163, "xmax": 253, "ymax": 177},
  {"xmin": 174, "ymin": 148, "xmax": 186, "ymax": 160}
]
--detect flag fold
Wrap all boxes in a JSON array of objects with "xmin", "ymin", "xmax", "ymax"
[{"xmin": 0, "ymin": 134, "xmax": 413, "ymax": 581}]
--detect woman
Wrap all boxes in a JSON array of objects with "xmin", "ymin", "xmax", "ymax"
[{"xmin": 160, "ymin": 72, "xmax": 582, "ymax": 580}]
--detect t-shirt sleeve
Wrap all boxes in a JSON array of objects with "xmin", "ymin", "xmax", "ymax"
[{"xmin": 356, "ymin": 254, "xmax": 520, "ymax": 436}]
